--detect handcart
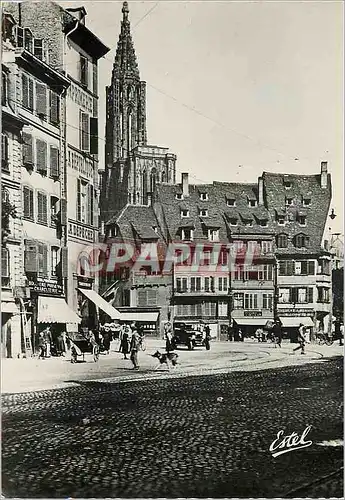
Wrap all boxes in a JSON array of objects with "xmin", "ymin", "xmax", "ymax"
[{"xmin": 68, "ymin": 332, "xmax": 100, "ymax": 363}]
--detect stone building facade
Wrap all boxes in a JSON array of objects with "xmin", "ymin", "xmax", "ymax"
[
  {"xmin": 1, "ymin": 2, "xmax": 109, "ymax": 352},
  {"xmin": 103, "ymin": 163, "xmax": 333, "ymax": 339},
  {"xmin": 100, "ymin": 2, "xmax": 176, "ymax": 225}
]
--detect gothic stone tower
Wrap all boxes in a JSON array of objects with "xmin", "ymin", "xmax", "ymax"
[{"xmin": 101, "ymin": 2, "xmax": 177, "ymax": 224}]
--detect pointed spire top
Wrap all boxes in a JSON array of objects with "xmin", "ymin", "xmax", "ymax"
[{"xmin": 122, "ymin": 1, "xmax": 129, "ymax": 21}]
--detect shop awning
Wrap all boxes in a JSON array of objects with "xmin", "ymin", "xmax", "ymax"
[
  {"xmin": 280, "ymin": 317, "xmax": 314, "ymax": 328},
  {"xmin": 233, "ymin": 318, "xmax": 271, "ymax": 326},
  {"xmin": 37, "ymin": 296, "xmax": 81, "ymax": 324},
  {"xmin": 120, "ymin": 311, "xmax": 159, "ymax": 323},
  {"xmin": 1, "ymin": 301, "xmax": 20, "ymax": 314},
  {"xmin": 78, "ymin": 288, "xmax": 121, "ymax": 320}
]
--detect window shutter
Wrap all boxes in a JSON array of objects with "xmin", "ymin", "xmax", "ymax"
[
  {"xmin": 88, "ymin": 184, "xmax": 94, "ymax": 226},
  {"xmin": 22, "ymin": 133, "xmax": 33, "ymax": 167},
  {"xmin": 137, "ymin": 289, "xmax": 146, "ymax": 306},
  {"xmin": 308, "ymin": 261, "xmax": 315, "ymax": 275},
  {"xmin": 308, "ymin": 288, "xmax": 314, "ymax": 303},
  {"xmin": 23, "ymin": 186, "xmax": 34, "ymax": 219},
  {"xmin": 36, "ymin": 82, "xmax": 47, "ymax": 117},
  {"xmin": 305, "ymin": 236, "xmax": 310, "ymax": 248},
  {"xmin": 290, "ymin": 288, "xmax": 298, "ymax": 304},
  {"xmin": 22, "ymin": 73, "xmax": 28, "ymax": 108},
  {"xmin": 49, "ymin": 91, "xmax": 59, "ymax": 126},
  {"xmin": 37, "ymin": 192, "xmax": 47, "ymax": 224},
  {"xmin": 147, "ymin": 289, "xmax": 157, "ymax": 306},
  {"xmin": 60, "ymin": 198, "xmax": 67, "ymax": 225},
  {"xmin": 37, "ymin": 243, "xmax": 48, "ymax": 277},
  {"xmin": 33, "ymin": 38, "xmax": 44, "ymax": 60},
  {"xmin": 301, "ymin": 261, "xmax": 308, "ymax": 275},
  {"xmin": 77, "ymin": 179, "xmax": 81, "ymax": 221},
  {"xmin": 90, "ymin": 117, "xmax": 98, "ymax": 154},
  {"xmin": 80, "ymin": 111, "xmax": 89, "ymax": 151},
  {"xmin": 24, "ymin": 240, "xmax": 38, "ymax": 273},
  {"xmin": 1, "ymin": 248, "xmax": 9, "ymax": 278},
  {"xmin": 50, "ymin": 146, "xmax": 59, "ymax": 178},
  {"xmin": 36, "ymin": 139, "xmax": 47, "ymax": 174},
  {"xmin": 61, "ymin": 247, "xmax": 68, "ymax": 278},
  {"xmin": 28, "ymin": 78, "xmax": 34, "ymax": 110},
  {"xmin": 16, "ymin": 26, "xmax": 24, "ymax": 48},
  {"xmin": 2, "ymin": 134, "xmax": 9, "ymax": 169}
]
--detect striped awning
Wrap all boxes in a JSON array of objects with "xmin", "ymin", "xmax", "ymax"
[{"xmin": 37, "ymin": 296, "xmax": 81, "ymax": 324}]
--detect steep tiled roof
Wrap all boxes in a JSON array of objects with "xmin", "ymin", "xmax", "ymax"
[
  {"xmin": 107, "ymin": 204, "xmax": 161, "ymax": 241},
  {"xmin": 263, "ymin": 171, "xmax": 332, "ymax": 255}
]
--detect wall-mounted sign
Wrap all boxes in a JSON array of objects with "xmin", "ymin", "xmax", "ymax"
[
  {"xmin": 244, "ymin": 310, "xmax": 263, "ymax": 317},
  {"xmin": 28, "ymin": 278, "xmax": 63, "ymax": 295},
  {"xmin": 278, "ymin": 308, "xmax": 314, "ymax": 317},
  {"xmin": 77, "ymin": 276, "xmax": 94, "ymax": 290}
]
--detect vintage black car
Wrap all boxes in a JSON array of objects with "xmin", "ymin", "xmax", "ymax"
[{"xmin": 172, "ymin": 323, "xmax": 206, "ymax": 350}]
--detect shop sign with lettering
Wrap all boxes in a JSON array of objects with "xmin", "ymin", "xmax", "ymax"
[
  {"xmin": 244, "ymin": 310, "xmax": 263, "ymax": 317},
  {"xmin": 28, "ymin": 279, "xmax": 63, "ymax": 295},
  {"xmin": 77, "ymin": 276, "xmax": 94, "ymax": 289},
  {"xmin": 278, "ymin": 309, "xmax": 314, "ymax": 317}
]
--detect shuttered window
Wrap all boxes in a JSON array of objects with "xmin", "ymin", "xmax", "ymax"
[
  {"xmin": 37, "ymin": 243, "xmax": 48, "ymax": 278},
  {"xmin": 36, "ymin": 139, "xmax": 47, "ymax": 174},
  {"xmin": 307, "ymin": 288, "xmax": 314, "ymax": 303},
  {"xmin": 1, "ymin": 247, "xmax": 9, "ymax": 279},
  {"xmin": 137, "ymin": 289, "xmax": 157, "ymax": 306},
  {"xmin": 77, "ymin": 179, "xmax": 81, "ymax": 221},
  {"xmin": 22, "ymin": 133, "xmax": 33, "ymax": 167},
  {"xmin": 79, "ymin": 55, "xmax": 88, "ymax": 86},
  {"xmin": 51, "ymin": 246, "xmax": 60, "ymax": 277},
  {"xmin": 24, "ymin": 240, "xmax": 38, "ymax": 273},
  {"xmin": 2, "ymin": 134, "xmax": 9, "ymax": 171},
  {"xmin": 49, "ymin": 91, "xmax": 59, "ymax": 126},
  {"xmin": 33, "ymin": 38, "xmax": 44, "ymax": 60},
  {"xmin": 23, "ymin": 186, "xmax": 34, "ymax": 220},
  {"xmin": 80, "ymin": 111, "xmax": 90, "ymax": 151},
  {"xmin": 36, "ymin": 82, "xmax": 47, "ymax": 118},
  {"xmin": 37, "ymin": 191, "xmax": 48, "ymax": 225},
  {"xmin": 50, "ymin": 146, "xmax": 59, "ymax": 179},
  {"xmin": 22, "ymin": 73, "xmax": 34, "ymax": 110},
  {"xmin": 90, "ymin": 117, "xmax": 98, "ymax": 154}
]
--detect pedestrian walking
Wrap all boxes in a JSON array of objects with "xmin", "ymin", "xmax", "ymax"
[
  {"xmin": 102, "ymin": 326, "xmax": 112, "ymax": 355},
  {"xmin": 273, "ymin": 320, "xmax": 282, "ymax": 348},
  {"xmin": 204, "ymin": 324, "xmax": 211, "ymax": 350},
  {"xmin": 293, "ymin": 323, "xmax": 307, "ymax": 355},
  {"xmin": 38, "ymin": 332, "xmax": 47, "ymax": 359},
  {"xmin": 164, "ymin": 321, "xmax": 174, "ymax": 352},
  {"xmin": 120, "ymin": 325, "xmax": 130, "ymax": 359},
  {"xmin": 130, "ymin": 324, "xmax": 141, "ymax": 369},
  {"xmin": 43, "ymin": 326, "xmax": 52, "ymax": 357},
  {"xmin": 255, "ymin": 328, "xmax": 264, "ymax": 343}
]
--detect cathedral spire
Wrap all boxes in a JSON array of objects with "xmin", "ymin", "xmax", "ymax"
[{"xmin": 113, "ymin": 1, "xmax": 139, "ymax": 78}]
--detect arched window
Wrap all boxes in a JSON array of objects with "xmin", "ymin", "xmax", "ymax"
[
  {"xmin": 161, "ymin": 170, "xmax": 166, "ymax": 183},
  {"xmin": 276, "ymin": 234, "xmax": 288, "ymax": 248},
  {"xmin": 1, "ymin": 247, "xmax": 10, "ymax": 286},
  {"xmin": 150, "ymin": 167, "xmax": 157, "ymax": 193}
]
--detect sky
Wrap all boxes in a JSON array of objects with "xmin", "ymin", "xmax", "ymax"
[{"xmin": 60, "ymin": 0, "xmax": 344, "ymax": 235}]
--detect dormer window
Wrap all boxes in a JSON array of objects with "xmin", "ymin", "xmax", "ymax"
[
  {"xmin": 283, "ymin": 176, "xmax": 292, "ymax": 189},
  {"xmin": 208, "ymin": 229, "xmax": 219, "ymax": 242},
  {"xmin": 152, "ymin": 226, "xmax": 158, "ymax": 234},
  {"xmin": 276, "ymin": 234, "xmax": 288, "ymax": 248},
  {"xmin": 299, "ymin": 215, "xmax": 306, "ymax": 226},
  {"xmin": 175, "ymin": 193, "xmax": 183, "ymax": 200},
  {"xmin": 285, "ymin": 197, "xmax": 293, "ymax": 206},
  {"xmin": 181, "ymin": 209, "xmax": 189, "ymax": 218},
  {"xmin": 199, "ymin": 209, "xmax": 208, "ymax": 217},
  {"xmin": 244, "ymin": 219, "xmax": 253, "ymax": 227},
  {"xmin": 199, "ymin": 192, "xmax": 208, "ymax": 201},
  {"xmin": 277, "ymin": 216, "xmax": 286, "ymax": 225},
  {"xmin": 248, "ymin": 199, "xmax": 257, "ymax": 207},
  {"xmin": 229, "ymin": 218, "xmax": 238, "ymax": 226},
  {"xmin": 303, "ymin": 198, "xmax": 311, "ymax": 206},
  {"xmin": 259, "ymin": 219, "xmax": 268, "ymax": 227},
  {"xmin": 181, "ymin": 228, "xmax": 193, "ymax": 241},
  {"xmin": 227, "ymin": 198, "xmax": 236, "ymax": 207},
  {"xmin": 295, "ymin": 234, "xmax": 310, "ymax": 248}
]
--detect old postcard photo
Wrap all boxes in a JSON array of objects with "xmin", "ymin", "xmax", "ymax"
[{"xmin": 1, "ymin": 0, "xmax": 343, "ymax": 498}]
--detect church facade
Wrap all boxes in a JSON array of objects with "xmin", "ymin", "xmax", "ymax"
[{"xmin": 100, "ymin": 2, "xmax": 177, "ymax": 224}]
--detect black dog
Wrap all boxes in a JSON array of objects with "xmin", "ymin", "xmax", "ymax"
[{"xmin": 151, "ymin": 350, "xmax": 179, "ymax": 370}]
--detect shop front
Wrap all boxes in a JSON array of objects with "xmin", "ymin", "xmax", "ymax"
[
  {"xmin": 232, "ymin": 310, "xmax": 274, "ymax": 338},
  {"xmin": 28, "ymin": 278, "xmax": 80, "ymax": 353},
  {"xmin": 277, "ymin": 307, "xmax": 314, "ymax": 342}
]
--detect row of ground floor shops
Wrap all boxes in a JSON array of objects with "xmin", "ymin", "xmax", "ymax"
[{"xmin": 1, "ymin": 288, "xmax": 333, "ymax": 358}]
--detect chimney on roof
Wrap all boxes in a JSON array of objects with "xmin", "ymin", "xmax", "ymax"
[
  {"xmin": 258, "ymin": 177, "xmax": 264, "ymax": 205},
  {"xmin": 66, "ymin": 7, "xmax": 87, "ymax": 24},
  {"xmin": 182, "ymin": 172, "xmax": 189, "ymax": 198},
  {"xmin": 321, "ymin": 161, "xmax": 328, "ymax": 189}
]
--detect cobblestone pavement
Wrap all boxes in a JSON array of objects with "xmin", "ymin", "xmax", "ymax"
[
  {"xmin": 2, "ymin": 339, "xmax": 343, "ymax": 394},
  {"xmin": 2, "ymin": 357, "xmax": 343, "ymax": 498}
]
